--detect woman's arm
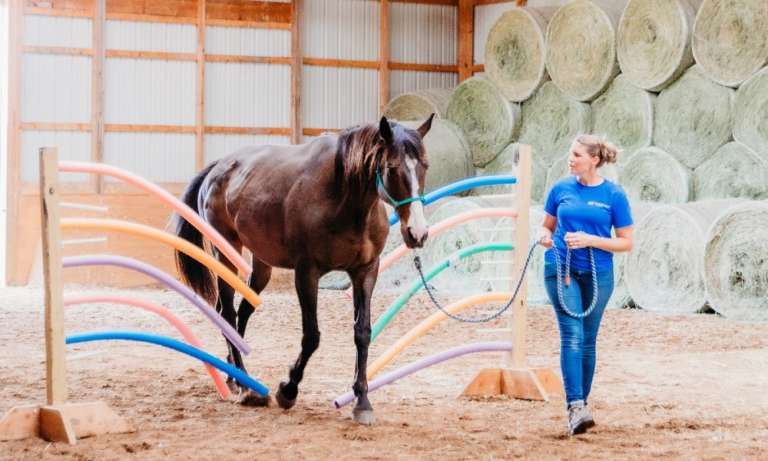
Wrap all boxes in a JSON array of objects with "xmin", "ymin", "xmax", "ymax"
[
  {"xmin": 538, "ymin": 214, "xmax": 557, "ymax": 248},
  {"xmin": 565, "ymin": 226, "xmax": 633, "ymax": 253}
]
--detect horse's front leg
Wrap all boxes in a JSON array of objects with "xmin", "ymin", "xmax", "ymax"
[
  {"xmin": 275, "ymin": 263, "xmax": 321, "ymax": 410},
  {"xmin": 348, "ymin": 259, "xmax": 379, "ymax": 425}
]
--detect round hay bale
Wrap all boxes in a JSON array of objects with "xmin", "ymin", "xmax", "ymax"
[
  {"xmin": 692, "ymin": 0, "xmax": 768, "ymax": 88},
  {"xmin": 591, "ymin": 74, "xmax": 655, "ymax": 160},
  {"xmin": 733, "ymin": 67, "xmax": 768, "ymax": 158},
  {"xmin": 446, "ymin": 76, "xmax": 521, "ymax": 168},
  {"xmin": 703, "ymin": 201, "xmax": 768, "ymax": 321},
  {"xmin": 653, "ymin": 65, "xmax": 734, "ymax": 169},
  {"xmin": 518, "ymin": 82, "xmax": 592, "ymax": 168},
  {"xmin": 544, "ymin": 153, "xmax": 619, "ymax": 196},
  {"xmin": 401, "ymin": 120, "xmax": 473, "ymax": 194},
  {"xmin": 617, "ymin": 0, "xmax": 700, "ymax": 91},
  {"xmin": 420, "ymin": 196, "xmax": 498, "ymax": 295},
  {"xmin": 610, "ymin": 201, "xmax": 657, "ymax": 309},
  {"xmin": 625, "ymin": 200, "xmax": 737, "ymax": 313},
  {"xmin": 545, "ymin": 0, "xmax": 624, "ymax": 101},
  {"xmin": 618, "ymin": 146, "xmax": 691, "ymax": 203},
  {"xmin": 692, "ymin": 141, "xmax": 768, "ymax": 200},
  {"xmin": 383, "ymin": 88, "xmax": 452, "ymax": 122},
  {"xmin": 485, "ymin": 7, "xmax": 553, "ymax": 102},
  {"xmin": 475, "ymin": 143, "xmax": 548, "ymax": 202}
]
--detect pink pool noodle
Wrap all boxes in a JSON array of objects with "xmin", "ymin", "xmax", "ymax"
[{"xmin": 58, "ymin": 161, "xmax": 251, "ymax": 277}]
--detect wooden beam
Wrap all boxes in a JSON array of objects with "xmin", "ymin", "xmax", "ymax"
[
  {"xmin": 389, "ymin": 62, "xmax": 459, "ymax": 73},
  {"xmin": 195, "ymin": 0, "xmax": 206, "ymax": 170},
  {"xmin": 23, "ymin": 46, "xmax": 93, "ymax": 56},
  {"xmin": 205, "ymin": 126, "xmax": 291, "ymax": 135},
  {"xmin": 206, "ymin": 19, "xmax": 290, "ymax": 29},
  {"xmin": 302, "ymin": 57, "xmax": 379, "ymax": 70},
  {"xmin": 471, "ymin": 64, "xmax": 484, "ymax": 73},
  {"xmin": 39, "ymin": 148, "xmax": 67, "ymax": 405},
  {"xmin": 205, "ymin": 54, "xmax": 291, "ymax": 65},
  {"xmin": 458, "ymin": 0, "xmax": 474, "ymax": 82},
  {"xmin": 92, "ymin": 0, "xmax": 105, "ymax": 192},
  {"xmin": 105, "ymin": 124, "xmax": 196, "ymax": 133},
  {"xmin": 379, "ymin": 0, "xmax": 390, "ymax": 114},
  {"xmin": 24, "ymin": 6, "xmax": 92, "ymax": 18},
  {"xmin": 106, "ymin": 12, "xmax": 196, "ymax": 24},
  {"xmin": 290, "ymin": 0, "xmax": 302, "ymax": 144},
  {"xmin": 20, "ymin": 122, "xmax": 92, "ymax": 131},
  {"xmin": 6, "ymin": 0, "xmax": 23, "ymax": 285},
  {"xmin": 302, "ymin": 128, "xmax": 342, "ymax": 137},
  {"xmin": 392, "ymin": 0, "xmax": 458, "ymax": 5},
  {"xmin": 106, "ymin": 49, "xmax": 197, "ymax": 61}
]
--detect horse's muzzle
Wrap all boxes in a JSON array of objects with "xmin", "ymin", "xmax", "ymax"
[{"xmin": 405, "ymin": 226, "xmax": 428, "ymax": 248}]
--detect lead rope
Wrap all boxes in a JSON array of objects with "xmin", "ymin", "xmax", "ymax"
[
  {"xmin": 414, "ymin": 241, "xmax": 600, "ymax": 320},
  {"xmin": 412, "ymin": 240, "xmax": 540, "ymax": 323}
]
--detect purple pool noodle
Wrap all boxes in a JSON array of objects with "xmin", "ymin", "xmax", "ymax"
[
  {"xmin": 63, "ymin": 254, "xmax": 251, "ymax": 355},
  {"xmin": 333, "ymin": 341, "xmax": 512, "ymax": 408}
]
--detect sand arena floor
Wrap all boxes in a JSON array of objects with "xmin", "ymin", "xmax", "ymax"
[{"xmin": 1, "ymin": 284, "xmax": 767, "ymax": 460}]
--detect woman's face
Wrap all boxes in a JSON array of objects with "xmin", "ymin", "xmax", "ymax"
[{"xmin": 568, "ymin": 141, "xmax": 599, "ymax": 176}]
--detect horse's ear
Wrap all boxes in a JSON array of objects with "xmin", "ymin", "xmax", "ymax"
[
  {"xmin": 379, "ymin": 116, "xmax": 394, "ymax": 144},
  {"xmin": 417, "ymin": 113, "xmax": 435, "ymax": 138}
]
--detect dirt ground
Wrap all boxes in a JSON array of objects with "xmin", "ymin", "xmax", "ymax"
[{"xmin": 1, "ymin": 283, "xmax": 767, "ymax": 460}]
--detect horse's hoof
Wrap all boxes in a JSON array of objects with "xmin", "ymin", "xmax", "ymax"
[
  {"xmin": 239, "ymin": 390, "xmax": 270, "ymax": 407},
  {"xmin": 352, "ymin": 409, "xmax": 375, "ymax": 426},
  {"xmin": 275, "ymin": 382, "xmax": 297, "ymax": 410}
]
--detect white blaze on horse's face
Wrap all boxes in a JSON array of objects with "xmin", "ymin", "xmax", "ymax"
[{"xmin": 405, "ymin": 156, "xmax": 428, "ymax": 245}]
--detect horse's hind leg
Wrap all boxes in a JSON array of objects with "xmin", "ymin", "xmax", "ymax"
[
  {"xmin": 348, "ymin": 260, "xmax": 378, "ymax": 425},
  {"xmin": 275, "ymin": 264, "xmax": 321, "ymax": 410},
  {"xmin": 236, "ymin": 259, "xmax": 272, "ymax": 406}
]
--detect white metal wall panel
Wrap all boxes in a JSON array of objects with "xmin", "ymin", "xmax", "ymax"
[
  {"xmin": 20, "ymin": 131, "xmax": 91, "ymax": 182},
  {"xmin": 390, "ymin": 71, "xmax": 457, "ymax": 98},
  {"xmin": 204, "ymin": 135, "xmax": 290, "ymax": 164},
  {"xmin": 104, "ymin": 133, "xmax": 196, "ymax": 183},
  {"xmin": 205, "ymin": 26, "xmax": 291, "ymax": 56},
  {"xmin": 302, "ymin": 0, "xmax": 379, "ymax": 60},
  {"xmin": 105, "ymin": 59, "xmax": 196, "ymax": 125},
  {"xmin": 24, "ymin": 15, "xmax": 92, "ymax": 48},
  {"xmin": 21, "ymin": 54, "xmax": 91, "ymax": 123},
  {"xmin": 106, "ymin": 20, "xmax": 196, "ymax": 53},
  {"xmin": 302, "ymin": 65, "xmax": 379, "ymax": 128},
  {"xmin": 205, "ymin": 63, "xmax": 290, "ymax": 127},
  {"xmin": 391, "ymin": 3, "xmax": 457, "ymax": 65}
]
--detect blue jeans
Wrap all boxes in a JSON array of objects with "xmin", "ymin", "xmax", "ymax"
[{"xmin": 544, "ymin": 262, "xmax": 614, "ymax": 406}]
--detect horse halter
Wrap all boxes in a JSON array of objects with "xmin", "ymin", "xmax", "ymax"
[{"xmin": 375, "ymin": 169, "xmax": 425, "ymax": 209}]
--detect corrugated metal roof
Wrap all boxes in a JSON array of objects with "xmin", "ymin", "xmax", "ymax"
[
  {"xmin": 302, "ymin": 0, "xmax": 379, "ymax": 60},
  {"xmin": 390, "ymin": 71, "xmax": 457, "ymax": 98},
  {"xmin": 106, "ymin": 20, "xmax": 196, "ymax": 53},
  {"xmin": 21, "ymin": 54, "xmax": 91, "ymax": 123},
  {"xmin": 206, "ymin": 26, "xmax": 290, "ymax": 56},
  {"xmin": 24, "ymin": 15, "xmax": 91, "ymax": 48},
  {"xmin": 103, "ymin": 133, "xmax": 196, "ymax": 183},
  {"xmin": 302, "ymin": 65, "xmax": 378, "ymax": 128},
  {"xmin": 391, "ymin": 2, "xmax": 457, "ymax": 65}
]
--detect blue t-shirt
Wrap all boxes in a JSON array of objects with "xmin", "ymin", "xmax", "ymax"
[{"xmin": 544, "ymin": 176, "xmax": 633, "ymax": 272}]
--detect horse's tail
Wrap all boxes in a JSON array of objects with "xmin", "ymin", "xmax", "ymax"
[{"xmin": 174, "ymin": 161, "xmax": 219, "ymax": 304}]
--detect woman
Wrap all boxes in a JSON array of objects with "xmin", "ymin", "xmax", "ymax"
[{"xmin": 538, "ymin": 134, "xmax": 634, "ymax": 436}]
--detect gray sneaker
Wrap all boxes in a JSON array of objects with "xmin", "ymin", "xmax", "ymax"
[
  {"xmin": 582, "ymin": 403, "xmax": 596, "ymax": 429},
  {"xmin": 567, "ymin": 401, "xmax": 593, "ymax": 435}
]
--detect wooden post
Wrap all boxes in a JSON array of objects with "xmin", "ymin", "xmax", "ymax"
[
  {"xmin": 290, "ymin": 0, "xmax": 303, "ymax": 144},
  {"xmin": 92, "ymin": 0, "xmax": 105, "ymax": 192},
  {"xmin": 195, "ymin": 0, "xmax": 206, "ymax": 169},
  {"xmin": 458, "ymin": 0, "xmax": 474, "ymax": 82},
  {"xmin": 40, "ymin": 148, "xmax": 67, "ymax": 405},
  {"xmin": 379, "ymin": 0, "xmax": 390, "ymax": 114},
  {"xmin": 0, "ymin": 149, "xmax": 132, "ymax": 444},
  {"xmin": 462, "ymin": 144, "xmax": 563, "ymax": 402},
  {"xmin": 5, "ymin": 0, "xmax": 22, "ymax": 285},
  {"xmin": 510, "ymin": 144, "xmax": 532, "ymax": 368}
]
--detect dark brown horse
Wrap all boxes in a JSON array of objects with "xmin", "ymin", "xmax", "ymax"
[{"xmin": 174, "ymin": 115, "xmax": 433, "ymax": 424}]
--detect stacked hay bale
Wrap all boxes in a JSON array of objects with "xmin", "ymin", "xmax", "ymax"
[{"xmin": 372, "ymin": 0, "xmax": 767, "ymax": 316}]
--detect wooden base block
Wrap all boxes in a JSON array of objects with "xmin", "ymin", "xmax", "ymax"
[
  {"xmin": 462, "ymin": 367, "xmax": 564, "ymax": 401},
  {"xmin": 0, "ymin": 401, "xmax": 133, "ymax": 444}
]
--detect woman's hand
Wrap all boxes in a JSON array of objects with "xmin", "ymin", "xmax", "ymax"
[
  {"xmin": 564, "ymin": 231, "xmax": 594, "ymax": 249},
  {"xmin": 537, "ymin": 228, "xmax": 554, "ymax": 248}
]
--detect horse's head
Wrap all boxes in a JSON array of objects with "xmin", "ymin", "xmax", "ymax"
[{"xmin": 376, "ymin": 114, "xmax": 434, "ymax": 248}]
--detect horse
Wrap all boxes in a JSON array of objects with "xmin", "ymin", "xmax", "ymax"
[{"xmin": 173, "ymin": 115, "xmax": 434, "ymax": 424}]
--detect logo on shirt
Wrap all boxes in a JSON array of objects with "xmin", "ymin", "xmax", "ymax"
[{"xmin": 587, "ymin": 200, "xmax": 611, "ymax": 210}]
